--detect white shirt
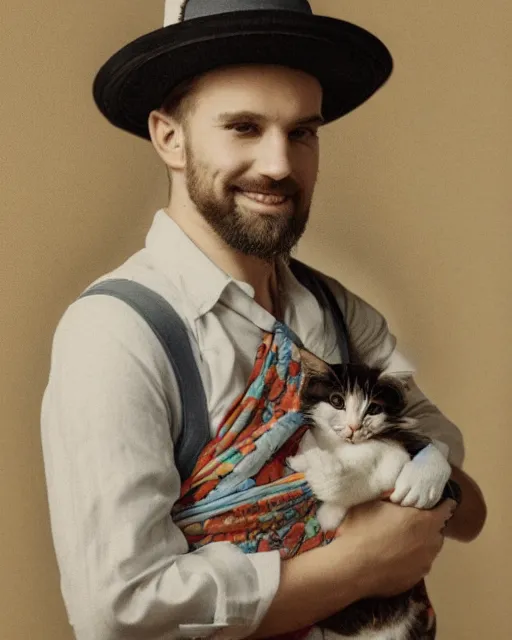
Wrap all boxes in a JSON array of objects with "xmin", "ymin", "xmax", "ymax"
[{"xmin": 40, "ymin": 210, "xmax": 464, "ymax": 640}]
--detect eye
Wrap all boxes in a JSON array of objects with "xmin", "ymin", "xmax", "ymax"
[
  {"xmin": 227, "ymin": 122, "xmax": 258, "ymax": 135},
  {"xmin": 329, "ymin": 392, "xmax": 345, "ymax": 410},
  {"xmin": 367, "ymin": 402, "xmax": 383, "ymax": 416},
  {"xmin": 289, "ymin": 127, "xmax": 317, "ymax": 141}
]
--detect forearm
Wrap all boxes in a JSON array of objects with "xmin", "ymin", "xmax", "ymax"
[
  {"xmin": 444, "ymin": 465, "xmax": 487, "ymax": 542},
  {"xmin": 251, "ymin": 542, "xmax": 361, "ymax": 638}
]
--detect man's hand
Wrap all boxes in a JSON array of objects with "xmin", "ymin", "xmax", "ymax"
[
  {"xmin": 333, "ymin": 497, "xmax": 457, "ymax": 598},
  {"xmin": 253, "ymin": 496, "xmax": 456, "ymax": 638}
]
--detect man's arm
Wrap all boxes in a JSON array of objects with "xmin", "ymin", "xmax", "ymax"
[
  {"xmin": 41, "ymin": 296, "xmax": 282, "ymax": 640},
  {"xmin": 444, "ymin": 465, "xmax": 487, "ymax": 542}
]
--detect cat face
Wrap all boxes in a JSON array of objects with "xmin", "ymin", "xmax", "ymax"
[{"xmin": 301, "ymin": 361, "xmax": 407, "ymax": 443}]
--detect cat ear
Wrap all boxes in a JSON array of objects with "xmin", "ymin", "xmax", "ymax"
[
  {"xmin": 330, "ymin": 363, "xmax": 348, "ymax": 381},
  {"xmin": 299, "ymin": 348, "xmax": 331, "ymax": 378},
  {"xmin": 379, "ymin": 370, "xmax": 413, "ymax": 392},
  {"xmin": 373, "ymin": 374, "xmax": 409, "ymax": 412}
]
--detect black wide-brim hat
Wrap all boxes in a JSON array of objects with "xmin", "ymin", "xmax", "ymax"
[{"xmin": 93, "ymin": 0, "xmax": 393, "ymax": 140}]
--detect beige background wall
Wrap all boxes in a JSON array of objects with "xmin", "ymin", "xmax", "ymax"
[{"xmin": 1, "ymin": 1, "xmax": 510, "ymax": 638}]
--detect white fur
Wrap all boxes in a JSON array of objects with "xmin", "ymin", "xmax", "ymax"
[
  {"xmin": 390, "ymin": 442, "xmax": 451, "ymax": 508},
  {"xmin": 288, "ymin": 430, "xmax": 410, "ymax": 530},
  {"xmin": 288, "ymin": 390, "xmax": 452, "ymax": 531}
]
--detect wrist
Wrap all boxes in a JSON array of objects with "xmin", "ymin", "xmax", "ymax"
[
  {"xmin": 259, "ymin": 538, "xmax": 365, "ymax": 635},
  {"xmin": 327, "ymin": 534, "xmax": 369, "ymax": 603}
]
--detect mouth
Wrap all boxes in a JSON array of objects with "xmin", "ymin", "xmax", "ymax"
[
  {"xmin": 234, "ymin": 188, "xmax": 295, "ymax": 211},
  {"xmin": 241, "ymin": 190, "xmax": 289, "ymax": 204},
  {"xmin": 334, "ymin": 429, "xmax": 364, "ymax": 444},
  {"xmin": 333, "ymin": 428, "xmax": 354, "ymax": 443}
]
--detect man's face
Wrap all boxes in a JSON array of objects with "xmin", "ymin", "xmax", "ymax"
[{"xmin": 179, "ymin": 64, "xmax": 323, "ymax": 260}]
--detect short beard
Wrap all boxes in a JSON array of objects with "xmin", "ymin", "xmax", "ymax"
[{"xmin": 185, "ymin": 143, "xmax": 310, "ymax": 261}]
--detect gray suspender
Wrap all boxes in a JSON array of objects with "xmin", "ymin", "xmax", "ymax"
[
  {"xmin": 79, "ymin": 260, "xmax": 351, "ymax": 481},
  {"xmin": 79, "ymin": 280, "xmax": 210, "ymax": 481},
  {"xmin": 289, "ymin": 259, "xmax": 352, "ymax": 364}
]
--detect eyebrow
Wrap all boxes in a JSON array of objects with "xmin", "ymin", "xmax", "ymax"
[{"xmin": 214, "ymin": 111, "xmax": 325, "ymax": 127}]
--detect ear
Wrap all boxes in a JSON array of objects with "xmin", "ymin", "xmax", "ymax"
[
  {"xmin": 381, "ymin": 370, "xmax": 413, "ymax": 391},
  {"xmin": 148, "ymin": 109, "xmax": 187, "ymax": 171},
  {"xmin": 330, "ymin": 363, "xmax": 347, "ymax": 381},
  {"xmin": 373, "ymin": 374, "xmax": 409, "ymax": 413},
  {"xmin": 299, "ymin": 348, "xmax": 331, "ymax": 379}
]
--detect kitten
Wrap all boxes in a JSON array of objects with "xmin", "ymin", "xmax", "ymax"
[{"xmin": 288, "ymin": 356, "xmax": 456, "ymax": 640}]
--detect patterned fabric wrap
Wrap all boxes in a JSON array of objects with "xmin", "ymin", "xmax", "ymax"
[{"xmin": 172, "ymin": 321, "xmax": 335, "ymax": 559}]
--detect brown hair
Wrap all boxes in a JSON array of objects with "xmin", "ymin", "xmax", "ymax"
[{"xmin": 161, "ymin": 75, "xmax": 199, "ymax": 123}]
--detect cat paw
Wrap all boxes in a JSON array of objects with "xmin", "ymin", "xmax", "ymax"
[
  {"xmin": 390, "ymin": 444, "xmax": 452, "ymax": 509},
  {"xmin": 317, "ymin": 503, "xmax": 348, "ymax": 532}
]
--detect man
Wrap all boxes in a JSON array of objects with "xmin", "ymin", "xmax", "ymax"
[{"xmin": 41, "ymin": 1, "xmax": 486, "ymax": 639}]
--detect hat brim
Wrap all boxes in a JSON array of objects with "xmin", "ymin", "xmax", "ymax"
[{"xmin": 93, "ymin": 10, "xmax": 393, "ymax": 139}]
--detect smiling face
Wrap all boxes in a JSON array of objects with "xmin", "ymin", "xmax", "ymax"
[{"xmin": 171, "ymin": 64, "xmax": 323, "ymax": 259}]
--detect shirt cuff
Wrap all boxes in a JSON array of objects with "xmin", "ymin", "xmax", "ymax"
[
  {"xmin": 179, "ymin": 550, "xmax": 281, "ymax": 640},
  {"xmin": 247, "ymin": 550, "xmax": 282, "ymax": 633}
]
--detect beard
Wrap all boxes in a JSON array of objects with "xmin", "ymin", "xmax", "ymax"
[{"xmin": 184, "ymin": 143, "xmax": 311, "ymax": 261}]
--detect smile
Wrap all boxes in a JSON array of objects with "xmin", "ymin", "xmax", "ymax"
[{"xmin": 237, "ymin": 190, "xmax": 290, "ymax": 205}]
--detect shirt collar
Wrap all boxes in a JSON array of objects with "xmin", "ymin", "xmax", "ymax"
[
  {"xmin": 144, "ymin": 210, "xmax": 322, "ymax": 336},
  {"xmin": 145, "ymin": 210, "xmax": 234, "ymax": 319}
]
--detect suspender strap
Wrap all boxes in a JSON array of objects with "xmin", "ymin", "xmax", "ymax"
[
  {"xmin": 289, "ymin": 258, "xmax": 353, "ymax": 364},
  {"xmin": 79, "ymin": 280, "xmax": 210, "ymax": 482}
]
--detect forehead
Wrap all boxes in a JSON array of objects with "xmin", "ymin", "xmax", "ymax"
[{"xmin": 189, "ymin": 64, "xmax": 323, "ymax": 122}]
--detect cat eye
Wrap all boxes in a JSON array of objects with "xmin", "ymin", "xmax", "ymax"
[
  {"xmin": 329, "ymin": 392, "xmax": 345, "ymax": 410},
  {"xmin": 367, "ymin": 402, "xmax": 383, "ymax": 415}
]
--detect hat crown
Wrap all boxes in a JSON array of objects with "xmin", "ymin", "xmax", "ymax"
[{"xmin": 164, "ymin": 0, "xmax": 312, "ymax": 27}]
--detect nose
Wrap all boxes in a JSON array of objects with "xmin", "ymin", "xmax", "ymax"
[
  {"xmin": 348, "ymin": 425, "xmax": 359, "ymax": 433},
  {"xmin": 254, "ymin": 131, "xmax": 293, "ymax": 182}
]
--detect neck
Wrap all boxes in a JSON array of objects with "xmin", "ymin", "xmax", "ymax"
[{"xmin": 164, "ymin": 201, "xmax": 281, "ymax": 316}]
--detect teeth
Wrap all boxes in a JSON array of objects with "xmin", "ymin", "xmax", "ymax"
[{"xmin": 242, "ymin": 191, "xmax": 288, "ymax": 205}]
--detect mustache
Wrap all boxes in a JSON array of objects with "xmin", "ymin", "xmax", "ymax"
[{"xmin": 232, "ymin": 177, "xmax": 300, "ymax": 197}]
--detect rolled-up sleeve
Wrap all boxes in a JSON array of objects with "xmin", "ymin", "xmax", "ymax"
[
  {"xmin": 40, "ymin": 295, "xmax": 280, "ymax": 640},
  {"xmin": 324, "ymin": 277, "xmax": 465, "ymax": 468}
]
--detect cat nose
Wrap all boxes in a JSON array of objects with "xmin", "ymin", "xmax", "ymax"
[{"xmin": 348, "ymin": 424, "xmax": 359, "ymax": 433}]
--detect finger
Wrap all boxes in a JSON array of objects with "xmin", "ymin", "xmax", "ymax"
[
  {"xmin": 442, "ymin": 498, "xmax": 458, "ymax": 517},
  {"xmin": 432, "ymin": 498, "xmax": 457, "ymax": 526}
]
